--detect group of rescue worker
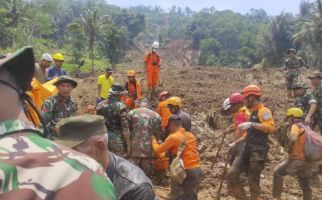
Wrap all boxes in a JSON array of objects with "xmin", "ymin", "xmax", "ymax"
[
  {"xmin": 0, "ymin": 43, "xmax": 321, "ymax": 200},
  {"xmin": 0, "ymin": 42, "xmax": 202, "ymax": 200},
  {"xmin": 218, "ymin": 48, "xmax": 322, "ymax": 200}
]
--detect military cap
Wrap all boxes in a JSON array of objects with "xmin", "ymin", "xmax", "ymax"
[
  {"xmin": 108, "ymin": 83, "xmax": 125, "ymax": 96},
  {"xmin": 54, "ymin": 75, "xmax": 78, "ymax": 88},
  {"xmin": 138, "ymin": 98, "xmax": 149, "ymax": 108},
  {"xmin": 55, "ymin": 115, "xmax": 107, "ymax": 148},
  {"xmin": 106, "ymin": 68, "xmax": 113, "ymax": 73},
  {"xmin": 0, "ymin": 47, "xmax": 35, "ymax": 91},
  {"xmin": 292, "ymin": 82, "xmax": 308, "ymax": 90},
  {"xmin": 308, "ymin": 71, "xmax": 322, "ymax": 79},
  {"xmin": 287, "ymin": 48, "xmax": 297, "ymax": 54}
]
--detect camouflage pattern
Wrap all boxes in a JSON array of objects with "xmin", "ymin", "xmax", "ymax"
[
  {"xmin": 313, "ymin": 83, "xmax": 322, "ymax": 114},
  {"xmin": 0, "ymin": 119, "xmax": 116, "ymax": 200},
  {"xmin": 128, "ymin": 107, "xmax": 162, "ymax": 158},
  {"xmin": 294, "ymin": 91, "xmax": 317, "ymax": 114},
  {"xmin": 312, "ymin": 83, "xmax": 322, "ymax": 131},
  {"xmin": 284, "ymin": 56, "xmax": 306, "ymax": 89},
  {"xmin": 41, "ymin": 94, "xmax": 77, "ymax": 139},
  {"xmin": 96, "ymin": 97, "xmax": 129, "ymax": 156}
]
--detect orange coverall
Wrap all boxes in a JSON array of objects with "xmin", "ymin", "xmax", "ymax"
[
  {"xmin": 123, "ymin": 80, "xmax": 142, "ymax": 108},
  {"xmin": 144, "ymin": 52, "xmax": 161, "ymax": 89},
  {"xmin": 156, "ymin": 100, "xmax": 172, "ymax": 129}
]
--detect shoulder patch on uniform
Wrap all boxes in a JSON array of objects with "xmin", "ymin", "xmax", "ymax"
[{"xmin": 262, "ymin": 110, "xmax": 272, "ymax": 121}]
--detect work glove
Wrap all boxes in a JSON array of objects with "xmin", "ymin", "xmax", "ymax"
[
  {"xmin": 228, "ymin": 142, "xmax": 236, "ymax": 150},
  {"xmin": 238, "ymin": 122, "xmax": 253, "ymax": 131}
]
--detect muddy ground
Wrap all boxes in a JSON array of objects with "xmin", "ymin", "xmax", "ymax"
[{"xmin": 72, "ymin": 40, "xmax": 322, "ymax": 200}]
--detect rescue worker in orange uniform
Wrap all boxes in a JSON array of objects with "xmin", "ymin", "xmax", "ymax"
[
  {"xmin": 154, "ymin": 91, "xmax": 172, "ymax": 186},
  {"xmin": 273, "ymin": 108, "xmax": 312, "ymax": 200},
  {"xmin": 124, "ymin": 70, "xmax": 142, "ymax": 109},
  {"xmin": 224, "ymin": 93, "xmax": 250, "ymax": 165},
  {"xmin": 157, "ymin": 91, "xmax": 172, "ymax": 130},
  {"xmin": 227, "ymin": 85, "xmax": 276, "ymax": 200},
  {"xmin": 144, "ymin": 41, "xmax": 161, "ymax": 99},
  {"xmin": 152, "ymin": 115, "xmax": 201, "ymax": 200}
]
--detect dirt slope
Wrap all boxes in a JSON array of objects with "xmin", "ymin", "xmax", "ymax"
[{"xmin": 72, "ymin": 40, "xmax": 322, "ymax": 200}]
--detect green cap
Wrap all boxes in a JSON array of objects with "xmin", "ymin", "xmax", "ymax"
[
  {"xmin": 292, "ymin": 82, "xmax": 308, "ymax": 90},
  {"xmin": 54, "ymin": 75, "xmax": 78, "ymax": 88},
  {"xmin": 0, "ymin": 47, "xmax": 35, "ymax": 91},
  {"xmin": 55, "ymin": 115, "xmax": 107, "ymax": 148}
]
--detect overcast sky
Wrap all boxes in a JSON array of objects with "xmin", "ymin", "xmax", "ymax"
[{"xmin": 107, "ymin": 0, "xmax": 314, "ymax": 15}]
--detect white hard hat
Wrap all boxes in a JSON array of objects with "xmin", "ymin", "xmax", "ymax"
[
  {"xmin": 41, "ymin": 53, "xmax": 53, "ymax": 62},
  {"xmin": 152, "ymin": 41, "xmax": 159, "ymax": 49},
  {"xmin": 223, "ymin": 98, "xmax": 232, "ymax": 111}
]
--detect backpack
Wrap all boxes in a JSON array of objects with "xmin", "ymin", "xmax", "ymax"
[
  {"xmin": 297, "ymin": 123, "xmax": 322, "ymax": 162},
  {"xmin": 169, "ymin": 134, "xmax": 187, "ymax": 184}
]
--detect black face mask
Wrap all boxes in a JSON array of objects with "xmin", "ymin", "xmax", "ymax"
[{"xmin": 0, "ymin": 79, "xmax": 47, "ymax": 138}]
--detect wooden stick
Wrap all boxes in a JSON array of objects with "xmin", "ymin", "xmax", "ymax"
[
  {"xmin": 211, "ymin": 133, "xmax": 227, "ymax": 169},
  {"xmin": 216, "ymin": 150, "xmax": 231, "ymax": 200}
]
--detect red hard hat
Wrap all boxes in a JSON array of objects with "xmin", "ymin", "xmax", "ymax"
[{"xmin": 229, "ymin": 93, "xmax": 244, "ymax": 104}]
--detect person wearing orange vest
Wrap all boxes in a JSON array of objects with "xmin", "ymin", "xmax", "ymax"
[
  {"xmin": 151, "ymin": 115, "xmax": 201, "ymax": 200},
  {"xmin": 227, "ymin": 85, "xmax": 276, "ymax": 200},
  {"xmin": 144, "ymin": 41, "xmax": 161, "ymax": 99},
  {"xmin": 154, "ymin": 91, "xmax": 172, "ymax": 186},
  {"xmin": 273, "ymin": 108, "xmax": 312, "ymax": 200},
  {"xmin": 124, "ymin": 70, "xmax": 142, "ymax": 109},
  {"xmin": 156, "ymin": 91, "xmax": 172, "ymax": 130},
  {"xmin": 225, "ymin": 93, "xmax": 250, "ymax": 165}
]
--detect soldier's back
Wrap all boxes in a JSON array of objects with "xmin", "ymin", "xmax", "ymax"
[
  {"xmin": 129, "ymin": 107, "xmax": 161, "ymax": 157},
  {"xmin": 0, "ymin": 121, "xmax": 115, "ymax": 200},
  {"xmin": 97, "ymin": 99, "xmax": 127, "ymax": 132}
]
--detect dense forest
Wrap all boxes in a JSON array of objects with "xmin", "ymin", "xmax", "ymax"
[{"xmin": 0, "ymin": 0, "xmax": 322, "ymax": 70}]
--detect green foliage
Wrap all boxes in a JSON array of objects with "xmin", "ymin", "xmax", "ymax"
[{"xmin": 97, "ymin": 23, "xmax": 127, "ymax": 69}]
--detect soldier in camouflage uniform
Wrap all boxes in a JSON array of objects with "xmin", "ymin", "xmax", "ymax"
[
  {"xmin": 97, "ymin": 83, "xmax": 131, "ymax": 158},
  {"xmin": 41, "ymin": 75, "xmax": 77, "ymax": 139},
  {"xmin": 284, "ymin": 48, "xmax": 307, "ymax": 97},
  {"xmin": 56, "ymin": 115, "xmax": 156, "ymax": 200},
  {"xmin": 0, "ymin": 47, "xmax": 116, "ymax": 200},
  {"xmin": 293, "ymin": 83, "xmax": 317, "ymax": 126},
  {"xmin": 309, "ymin": 71, "xmax": 322, "ymax": 132},
  {"xmin": 128, "ymin": 99, "xmax": 162, "ymax": 176}
]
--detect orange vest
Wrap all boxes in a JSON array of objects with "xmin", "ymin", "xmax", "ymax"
[{"xmin": 156, "ymin": 100, "xmax": 172, "ymax": 129}]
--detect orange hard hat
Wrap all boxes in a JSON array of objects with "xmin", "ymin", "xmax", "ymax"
[
  {"xmin": 241, "ymin": 85, "xmax": 262, "ymax": 98},
  {"xmin": 127, "ymin": 70, "xmax": 136, "ymax": 77}
]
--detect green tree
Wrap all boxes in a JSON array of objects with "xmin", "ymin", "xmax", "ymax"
[
  {"xmin": 97, "ymin": 23, "xmax": 127, "ymax": 69},
  {"xmin": 67, "ymin": 22, "xmax": 86, "ymax": 64}
]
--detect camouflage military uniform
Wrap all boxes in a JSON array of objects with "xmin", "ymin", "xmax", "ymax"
[
  {"xmin": 284, "ymin": 57, "xmax": 306, "ymax": 89},
  {"xmin": 0, "ymin": 119, "xmax": 116, "ymax": 200},
  {"xmin": 97, "ymin": 97, "xmax": 130, "ymax": 156},
  {"xmin": 294, "ymin": 91, "xmax": 317, "ymax": 114},
  {"xmin": 128, "ymin": 107, "xmax": 162, "ymax": 176},
  {"xmin": 41, "ymin": 94, "xmax": 77, "ymax": 139},
  {"xmin": 312, "ymin": 83, "xmax": 322, "ymax": 131}
]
